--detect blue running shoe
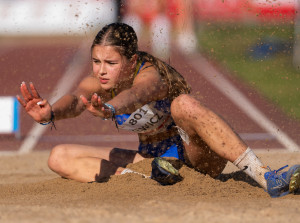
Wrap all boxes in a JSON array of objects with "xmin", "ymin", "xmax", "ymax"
[{"xmin": 264, "ymin": 165, "xmax": 300, "ymax": 198}]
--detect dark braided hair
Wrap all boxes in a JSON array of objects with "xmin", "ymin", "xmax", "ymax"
[{"xmin": 92, "ymin": 23, "xmax": 138, "ymax": 59}]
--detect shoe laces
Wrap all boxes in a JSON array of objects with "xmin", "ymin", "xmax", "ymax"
[{"xmin": 264, "ymin": 165, "xmax": 288, "ymax": 179}]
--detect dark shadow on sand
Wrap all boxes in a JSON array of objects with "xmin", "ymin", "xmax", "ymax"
[{"xmin": 217, "ymin": 171, "xmax": 261, "ymax": 188}]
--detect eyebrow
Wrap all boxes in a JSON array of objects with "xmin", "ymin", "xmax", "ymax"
[{"xmin": 92, "ymin": 57, "xmax": 118, "ymax": 63}]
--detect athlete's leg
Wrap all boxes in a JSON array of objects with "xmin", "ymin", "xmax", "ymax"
[
  {"xmin": 171, "ymin": 94, "xmax": 247, "ymax": 162},
  {"xmin": 170, "ymin": 94, "xmax": 300, "ymax": 197},
  {"xmin": 181, "ymin": 134, "xmax": 228, "ymax": 178},
  {"xmin": 48, "ymin": 144, "xmax": 144, "ymax": 182},
  {"xmin": 171, "ymin": 94, "xmax": 268, "ymax": 185}
]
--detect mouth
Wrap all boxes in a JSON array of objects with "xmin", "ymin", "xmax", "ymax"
[{"xmin": 99, "ymin": 78, "xmax": 109, "ymax": 84}]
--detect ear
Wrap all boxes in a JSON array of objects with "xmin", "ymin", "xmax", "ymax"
[{"xmin": 130, "ymin": 54, "xmax": 138, "ymax": 69}]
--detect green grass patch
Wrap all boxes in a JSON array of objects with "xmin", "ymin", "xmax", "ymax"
[{"xmin": 197, "ymin": 22, "xmax": 300, "ymax": 120}]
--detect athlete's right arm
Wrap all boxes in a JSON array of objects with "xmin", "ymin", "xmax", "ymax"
[
  {"xmin": 17, "ymin": 76, "xmax": 102, "ymax": 123},
  {"xmin": 51, "ymin": 75, "xmax": 102, "ymax": 121}
]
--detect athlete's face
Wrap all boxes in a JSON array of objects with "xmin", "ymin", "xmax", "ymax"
[{"xmin": 92, "ymin": 45, "xmax": 134, "ymax": 90}]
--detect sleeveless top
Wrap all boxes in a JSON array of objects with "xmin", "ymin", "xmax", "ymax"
[{"xmin": 112, "ymin": 61, "xmax": 174, "ymax": 135}]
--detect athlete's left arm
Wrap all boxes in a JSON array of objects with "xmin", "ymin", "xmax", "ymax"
[{"xmin": 108, "ymin": 68, "xmax": 169, "ymax": 115}]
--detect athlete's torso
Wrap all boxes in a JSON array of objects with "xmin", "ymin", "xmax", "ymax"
[
  {"xmin": 113, "ymin": 60, "xmax": 175, "ymax": 136},
  {"xmin": 115, "ymin": 98, "xmax": 174, "ymax": 135}
]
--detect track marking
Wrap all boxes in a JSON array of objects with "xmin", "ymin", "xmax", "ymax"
[
  {"xmin": 39, "ymin": 134, "xmax": 138, "ymax": 143},
  {"xmin": 18, "ymin": 41, "xmax": 90, "ymax": 154},
  {"xmin": 36, "ymin": 133, "xmax": 272, "ymax": 143},
  {"xmin": 239, "ymin": 133, "xmax": 276, "ymax": 141},
  {"xmin": 187, "ymin": 52, "xmax": 300, "ymax": 152},
  {"xmin": 0, "ymin": 148, "xmax": 293, "ymax": 157}
]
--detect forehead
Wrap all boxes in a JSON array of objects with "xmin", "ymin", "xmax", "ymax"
[{"xmin": 92, "ymin": 45, "xmax": 121, "ymax": 59}]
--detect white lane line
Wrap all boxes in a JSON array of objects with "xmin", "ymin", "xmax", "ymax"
[
  {"xmin": 187, "ymin": 53, "xmax": 300, "ymax": 152},
  {"xmin": 18, "ymin": 41, "xmax": 91, "ymax": 154},
  {"xmin": 36, "ymin": 133, "xmax": 272, "ymax": 143},
  {"xmin": 239, "ymin": 133, "xmax": 276, "ymax": 141},
  {"xmin": 39, "ymin": 134, "xmax": 139, "ymax": 143}
]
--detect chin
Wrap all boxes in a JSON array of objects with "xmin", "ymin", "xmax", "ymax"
[
  {"xmin": 101, "ymin": 83, "xmax": 114, "ymax": 91},
  {"xmin": 101, "ymin": 84, "xmax": 111, "ymax": 90}
]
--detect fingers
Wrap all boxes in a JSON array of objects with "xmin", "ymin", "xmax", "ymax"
[
  {"xmin": 17, "ymin": 95, "xmax": 47, "ymax": 109},
  {"xmin": 29, "ymin": 82, "xmax": 41, "ymax": 99},
  {"xmin": 18, "ymin": 82, "xmax": 43, "ymax": 108},
  {"xmin": 80, "ymin": 94, "xmax": 106, "ymax": 118},
  {"xmin": 91, "ymin": 93, "xmax": 103, "ymax": 108},
  {"xmin": 20, "ymin": 82, "xmax": 33, "ymax": 102},
  {"xmin": 80, "ymin": 95, "xmax": 89, "ymax": 106},
  {"xmin": 20, "ymin": 82, "xmax": 41, "ymax": 101},
  {"xmin": 80, "ymin": 94, "xmax": 103, "ymax": 109},
  {"xmin": 16, "ymin": 94, "xmax": 26, "ymax": 107},
  {"xmin": 91, "ymin": 93, "xmax": 98, "ymax": 107},
  {"xmin": 97, "ymin": 96, "xmax": 102, "ymax": 107}
]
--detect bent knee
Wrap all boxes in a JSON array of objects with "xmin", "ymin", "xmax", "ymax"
[
  {"xmin": 171, "ymin": 94, "xmax": 191, "ymax": 117},
  {"xmin": 171, "ymin": 94, "xmax": 208, "ymax": 121},
  {"xmin": 48, "ymin": 144, "xmax": 71, "ymax": 175}
]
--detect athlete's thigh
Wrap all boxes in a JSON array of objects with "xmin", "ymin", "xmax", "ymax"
[
  {"xmin": 183, "ymin": 134, "xmax": 227, "ymax": 178},
  {"xmin": 52, "ymin": 144, "xmax": 143, "ymax": 167}
]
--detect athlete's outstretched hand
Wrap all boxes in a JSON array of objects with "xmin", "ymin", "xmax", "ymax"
[
  {"xmin": 17, "ymin": 82, "xmax": 52, "ymax": 123},
  {"xmin": 80, "ymin": 93, "xmax": 112, "ymax": 119}
]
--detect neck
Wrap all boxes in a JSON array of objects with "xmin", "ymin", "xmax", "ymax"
[{"xmin": 112, "ymin": 73, "xmax": 135, "ymax": 95}]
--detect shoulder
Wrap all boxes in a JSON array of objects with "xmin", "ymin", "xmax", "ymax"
[
  {"xmin": 131, "ymin": 61, "xmax": 169, "ymax": 100},
  {"xmin": 133, "ymin": 62, "xmax": 162, "ymax": 85},
  {"xmin": 140, "ymin": 61, "xmax": 156, "ymax": 72}
]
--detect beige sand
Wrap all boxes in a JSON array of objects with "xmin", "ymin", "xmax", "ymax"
[{"xmin": 0, "ymin": 150, "xmax": 299, "ymax": 223}]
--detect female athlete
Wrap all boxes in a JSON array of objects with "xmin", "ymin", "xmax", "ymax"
[{"xmin": 17, "ymin": 23, "xmax": 300, "ymax": 198}]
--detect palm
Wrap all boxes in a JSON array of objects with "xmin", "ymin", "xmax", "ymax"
[{"xmin": 26, "ymin": 99, "xmax": 51, "ymax": 121}]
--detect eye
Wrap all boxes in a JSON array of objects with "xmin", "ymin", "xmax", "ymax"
[
  {"xmin": 93, "ymin": 59, "xmax": 100, "ymax": 64},
  {"xmin": 108, "ymin": 61, "xmax": 117, "ymax": 65}
]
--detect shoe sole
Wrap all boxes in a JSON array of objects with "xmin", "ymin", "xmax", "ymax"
[
  {"xmin": 289, "ymin": 167, "xmax": 300, "ymax": 193},
  {"xmin": 154, "ymin": 157, "xmax": 179, "ymax": 176}
]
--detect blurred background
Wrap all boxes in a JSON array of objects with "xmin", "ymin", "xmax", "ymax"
[{"xmin": 1, "ymin": 0, "xmax": 300, "ymax": 153}]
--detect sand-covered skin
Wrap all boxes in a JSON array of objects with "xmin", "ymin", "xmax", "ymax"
[{"xmin": 0, "ymin": 151, "xmax": 299, "ymax": 223}]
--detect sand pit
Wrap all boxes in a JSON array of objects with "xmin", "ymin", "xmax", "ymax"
[{"xmin": 0, "ymin": 150, "xmax": 299, "ymax": 223}]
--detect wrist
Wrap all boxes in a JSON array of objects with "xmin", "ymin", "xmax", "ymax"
[
  {"xmin": 103, "ymin": 103, "xmax": 116, "ymax": 120},
  {"xmin": 40, "ymin": 110, "xmax": 55, "ymax": 126}
]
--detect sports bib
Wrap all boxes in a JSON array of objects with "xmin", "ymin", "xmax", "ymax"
[{"xmin": 115, "ymin": 100, "xmax": 173, "ymax": 135}]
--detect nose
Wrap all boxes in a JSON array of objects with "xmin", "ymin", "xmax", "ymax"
[{"xmin": 99, "ymin": 64, "xmax": 106, "ymax": 76}]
